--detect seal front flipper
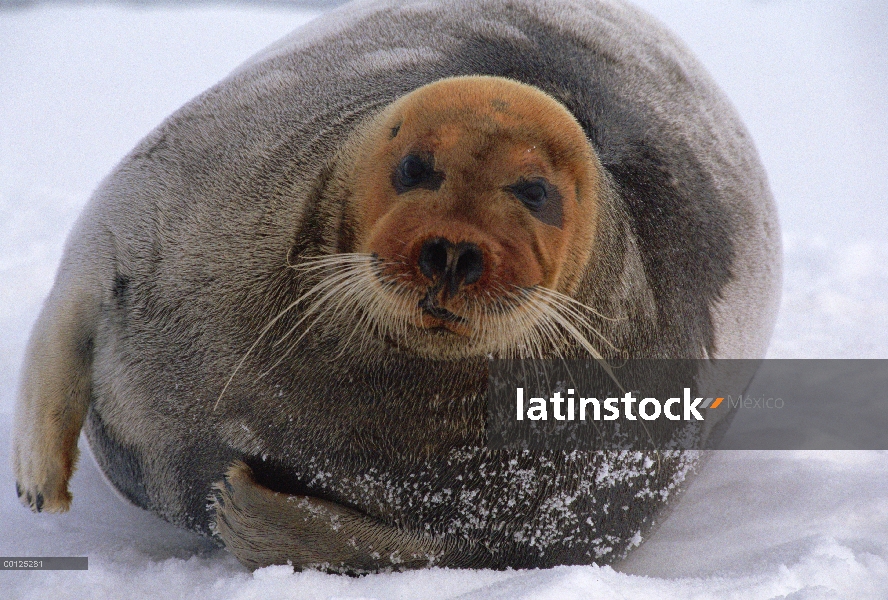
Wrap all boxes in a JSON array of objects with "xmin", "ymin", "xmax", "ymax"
[
  {"xmin": 210, "ymin": 461, "xmax": 481, "ymax": 573},
  {"xmin": 12, "ymin": 216, "xmax": 106, "ymax": 512},
  {"xmin": 12, "ymin": 230, "xmax": 104, "ymax": 513}
]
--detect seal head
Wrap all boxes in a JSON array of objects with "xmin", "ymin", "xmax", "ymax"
[{"xmin": 333, "ymin": 76, "xmax": 603, "ymax": 359}]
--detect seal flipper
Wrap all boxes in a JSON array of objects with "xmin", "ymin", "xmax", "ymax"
[
  {"xmin": 210, "ymin": 461, "xmax": 479, "ymax": 573},
  {"xmin": 12, "ymin": 267, "xmax": 100, "ymax": 513}
]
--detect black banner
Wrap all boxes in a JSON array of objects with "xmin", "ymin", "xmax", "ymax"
[{"xmin": 487, "ymin": 360, "xmax": 888, "ymax": 451}]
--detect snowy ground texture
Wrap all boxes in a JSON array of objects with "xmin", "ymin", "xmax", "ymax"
[{"xmin": 2, "ymin": 1, "xmax": 888, "ymax": 598}]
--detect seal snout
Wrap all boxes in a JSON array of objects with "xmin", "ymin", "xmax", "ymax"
[{"xmin": 417, "ymin": 237, "xmax": 484, "ymax": 298}]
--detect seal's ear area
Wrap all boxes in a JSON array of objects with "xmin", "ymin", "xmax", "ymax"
[
  {"xmin": 210, "ymin": 460, "xmax": 483, "ymax": 573},
  {"xmin": 12, "ymin": 280, "xmax": 98, "ymax": 514}
]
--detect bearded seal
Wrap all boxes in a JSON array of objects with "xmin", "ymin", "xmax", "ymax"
[{"xmin": 12, "ymin": 0, "xmax": 780, "ymax": 572}]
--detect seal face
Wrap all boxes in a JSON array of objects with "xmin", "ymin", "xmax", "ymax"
[
  {"xmin": 12, "ymin": 0, "xmax": 781, "ymax": 574},
  {"xmin": 330, "ymin": 76, "xmax": 601, "ymax": 359}
]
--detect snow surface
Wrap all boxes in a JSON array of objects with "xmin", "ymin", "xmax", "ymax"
[{"xmin": 1, "ymin": 1, "xmax": 887, "ymax": 598}]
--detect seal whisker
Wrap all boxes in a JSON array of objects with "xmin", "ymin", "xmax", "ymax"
[
  {"xmin": 523, "ymin": 295, "xmax": 567, "ymax": 358},
  {"xmin": 481, "ymin": 284, "xmax": 537, "ymax": 358},
  {"xmin": 400, "ymin": 287, "xmax": 421, "ymax": 343},
  {"xmin": 330, "ymin": 270, "xmax": 393, "ymax": 359},
  {"xmin": 215, "ymin": 260, "xmax": 371, "ymax": 409},
  {"xmin": 532, "ymin": 286, "xmax": 623, "ymax": 322},
  {"xmin": 270, "ymin": 261, "xmax": 372, "ymax": 349},
  {"xmin": 523, "ymin": 296, "xmax": 611, "ymax": 438},
  {"xmin": 214, "ymin": 297, "xmax": 303, "ymax": 411},
  {"xmin": 530, "ymin": 288, "xmax": 621, "ymax": 355},
  {"xmin": 536, "ymin": 290, "xmax": 657, "ymax": 450},
  {"xmin": 525, "ymin": 293, "xmax": 625, "ymax": 393},
  {"xmin": 497, "ymin": 291, "xmax": 540, "ymax": 358},
  {"xmin": 261, "ymin": 271, "xmax": 375, "ymax": 376},
  {"xmin": 245, "ymin": 258, "xmax": 376, "ymax": 381},
  {"xmin": 481, "ymin": 284, "xmax": 534, "ymax": 358},
  {"xmin": 292, "ymin": 259, "xmax": 418, "ymax": 362},
  {"xmin": 491, "ymin": 282, "xmax": 618, "ymax": 357},
  {"xmin": 292, "ymin": 253, "xmax": 375, "ymax": 272},
  {"xmin": 357, "ymin": 277, "xmax": 393, "ymax": 353}
]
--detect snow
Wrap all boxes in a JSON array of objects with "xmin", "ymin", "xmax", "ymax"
[{"xmin": 1, "ymin": 1, "xmax": 887, "ymax": 598}]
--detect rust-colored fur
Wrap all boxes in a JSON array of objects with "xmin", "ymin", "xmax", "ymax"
[{"xmin": 347, "ymin": 77, "xmax": 601, "ymax": 334}]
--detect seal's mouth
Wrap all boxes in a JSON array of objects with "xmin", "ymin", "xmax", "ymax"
[{"xmin": 418, "ymin": 287, "xmax": 466, "ymax": 324}]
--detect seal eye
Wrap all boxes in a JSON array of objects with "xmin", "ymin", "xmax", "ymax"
[
  {"xmin": 508, "ymin": 179, "xmax": 549, "ymax": 211},
  {"xmin": 392, "ymin": 153, "xmax": 444, "ymax": 194},
  {"xmin": 398, "ymin": 155, "xmax": 429, "ymax": 188},
  {"xmin": 507, "ymin": 178, "xmax": 563, "ymax": 228},
  {"xmin": 512, "ymin": 181, "xmax": 548, "ymax": 211}
]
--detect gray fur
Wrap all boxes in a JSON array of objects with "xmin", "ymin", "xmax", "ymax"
[{"xmin": 13, "ymin": 0, "xmax": 780, "ymax": 571}]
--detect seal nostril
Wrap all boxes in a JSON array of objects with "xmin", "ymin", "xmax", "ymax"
[
  {"xmin": 454, "ymin": 243, "xmax": 484, "ymax": 286},
  {"xmin": 418, "ymin": 237, "xmax": 451, "ymax": 281}
]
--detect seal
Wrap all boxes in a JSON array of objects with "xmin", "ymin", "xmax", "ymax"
[{"xmin": 12, "ymin": 0, "xmax": 781, "ymax": 573}]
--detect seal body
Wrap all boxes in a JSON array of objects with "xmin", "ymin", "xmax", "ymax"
[{"xmin": 13, "ymin": 0, "xmax": 781, "ymax": 571}]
